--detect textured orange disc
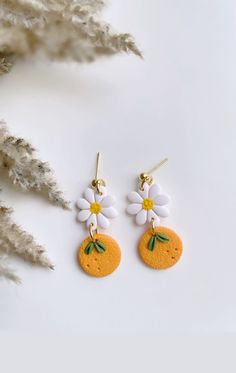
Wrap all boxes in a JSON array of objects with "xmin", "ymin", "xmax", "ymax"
[
  {"xmin": 139, "ymin": 226, "xmax": 183, "ymax": 270},
  {"xmin": 77, "ymin": 234, "xmax": 121, "ymax": 277}
]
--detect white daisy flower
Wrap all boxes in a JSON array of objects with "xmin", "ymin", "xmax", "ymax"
[
  {"xmin": 77, "ymin": 186, "xmax": 118, "ymax": 230},
  {"xmin": 127, "ymin": 183, "xmax": 170, "ymax": 226}
]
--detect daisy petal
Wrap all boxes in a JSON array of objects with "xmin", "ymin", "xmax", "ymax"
[
  {"xmin": 77, "ymin": 198, "xmax": 90, "ymax": 210},
  {"xmin": 154, "ymin": 193, "xmax": 171, "ymax": 206},
  {"xmin": 86, "ymin": 214, "xmax": 97, "ymax": 229},
  {"xmin": 148, "ymin": 210, "xmax": 160, "ymax": 226},
  {"xmin": 138, "ymin": 182, "xmax": 149, "ymax": 199},
  {"xmin": 77, "ymin": 210, "xmax": 91, "ymax": 222},
  {"xmin": 102, "ymin": 207, "xmax": 118, "ymax": 219},
  {"xmin": 127, "ymin": 191, "xmax": 143, "ymax": 203},
  {"xmin": 97, "ymin": 213, "xmax": 110, "ymax": 229},
  {"xmin": 101, "ymin": 195, "xmax": 116, "ymax": 208},
  {"xmin": 149, "ymin": 183, "xmax": 161, "ymax": 199},
  {"xmin": 126, "ymin": 203, "xmax": 142, "ymax": 215},
  {"xmin": 95, "ymin": 187, "xmax": 107, "ymax": 202},
  {"xmin": 136, "ymin": 209, "xmax": 147, "ymax": 225},
  {"xmin": 153, "ymin": 206, "xmax": 170, "ymax": 218},
  {"xmin": 84, "ymin": 188, "xmax": 95, "ymax": 203}
]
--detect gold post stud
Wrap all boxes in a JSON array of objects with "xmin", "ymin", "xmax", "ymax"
[
  {"xmin": 147, "ymin": 157, "xmax": 168, "ymax": 175},
  {"xmin": 91, "ymin": 152, "xmax": 106, "ymax": 195},
  {"xmin": 139, "ymin": 158, "xmax": 168, "ymax": 191},
  {"xmin": 95, "ymin": 152, "xmax": 101, "ymax": 182}
]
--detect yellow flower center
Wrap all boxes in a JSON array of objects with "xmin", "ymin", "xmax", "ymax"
[
  {"xmin": 142, "ymin": 198, "xmax": 154, "ymax": 211},
  {"xmin": 90, "ymin": 202, "xmax": 102, "ymax": 215}
]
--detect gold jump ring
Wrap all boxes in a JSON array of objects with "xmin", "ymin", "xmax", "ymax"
[{"xmin": 89, "ymin": 223, "xmax": 98, "ymax": 242}]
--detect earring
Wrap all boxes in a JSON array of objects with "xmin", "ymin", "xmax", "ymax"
[
  {"xmin": 76, "ymin": 153, "xmax": 121, "ymax": 277},
  {"xmin": 126, "ymin": 158, "xmax": 183, "ymax": 270}
]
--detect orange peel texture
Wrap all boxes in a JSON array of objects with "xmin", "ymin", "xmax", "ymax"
[
  {"xmin": 78, "ymin": 234, "xmax": 121, "ymax": 277},
  {"xmin": 139, "ymin": 226, "xmax": 183, "ymax": 269}
]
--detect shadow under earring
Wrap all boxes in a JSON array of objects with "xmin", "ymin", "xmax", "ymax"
[
  {"xmin": 76, "ymin": 153, "xmax": 121, "ymax": 277},
  {"xmin": 126, "ymin": 158, "xmax": 183, "ymax": 270}
]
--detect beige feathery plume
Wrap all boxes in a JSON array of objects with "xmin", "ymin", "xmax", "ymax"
[
  {"xmin": 0, "ymin": 55, "xmax": 12, "ymax": 75},
  {"xmin": 0, "ymin": 0, "xmax": 142, "ymax": 72},
  {"xmin": 0, "ymin": 121, "xmax": 70, "ymax": 209},
  {"xmin": 0, "ymin": 254, "xmax": 21, "ymax": 283},
  {"xmin": 0, "ymin": 121, "xmax": 67, "ymax": 282},
  {"xmin": 0, "ymin": 206, "xmax": 54, "ymax": 269},
  {"xmin": 0, "ymin": 205, "xmax": 53, "ymax": 282}
]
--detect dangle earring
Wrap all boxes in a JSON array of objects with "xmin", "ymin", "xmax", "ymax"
[
  {"xmin": 76, "ymin": 153, "xmax": 121, "ymax": 277},
  {"xmin": 126, "ymin": 158, "xmax": 183, "ymax": 270}
]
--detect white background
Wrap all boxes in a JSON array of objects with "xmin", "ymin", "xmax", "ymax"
[{"xmin": 0, "ymin": 0, "xmax": 236, "ymax": 336}]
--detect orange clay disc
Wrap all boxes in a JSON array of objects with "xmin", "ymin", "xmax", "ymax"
[
  {"xmin": 77, "ymin": 234, "xmax": 121, "ymax": 277},
  {"xmin": 139, "ymin": 226, "xmax": 183, "ymax": 270}
]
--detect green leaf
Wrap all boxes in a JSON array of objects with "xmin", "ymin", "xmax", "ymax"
[
  {"xmin": 96, "ymin": 240, "xmax": 106, "ymax": 251},
  {"xmin": 94, "ymin": 241, "xmax": 106, "ymax": 253},
  {"xmin": 156, "ymin": 233, "xmax": 170, "ymax": 243},
  {"xmin": 84, "ymin": 241, "xmax": 94, "ymax": 255},
  {"xmin": 148, "ymin": 236, "xmax": 157, "ymax": 251}
]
